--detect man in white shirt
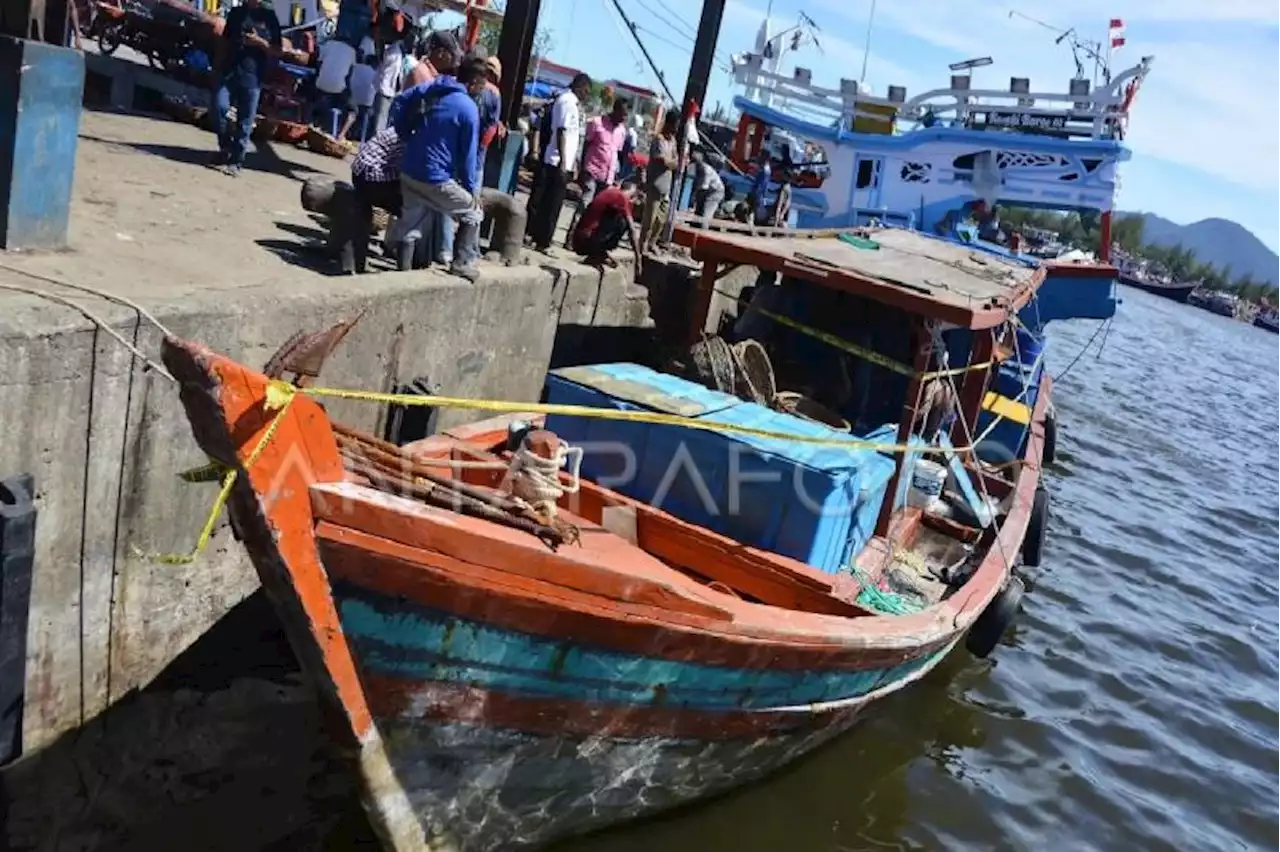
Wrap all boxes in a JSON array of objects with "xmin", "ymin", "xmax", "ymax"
[
  {"xmin": 372, "ymin": 37, "xmax": 405, "ymax": 132},
  {"xmin": 525, "ymin": 72, "xmax": 590, "ymax": 251},
  {"xmin": 339, "ymin": 51, "xmax": 378, "ymax": 141},
  {"xmin": 313, "ymin": 36, "xmax": 357, "ymax": 131}
]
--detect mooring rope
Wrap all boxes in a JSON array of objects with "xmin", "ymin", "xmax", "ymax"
[{"xmin": 0, "ymin": 282, "xmax": 176, "ymax": 382}]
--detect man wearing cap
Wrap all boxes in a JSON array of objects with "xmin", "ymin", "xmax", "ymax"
[
  {"xmin": 403, "ymin": 29, "xmax": 461, "ymax": 89},
  {"xmin": 383, "ymin": 29, "xmax": 462, "ymax": 263},
  {"xmin": 391, "ymin": 56, "xmax": 489, "ymax": 281}
]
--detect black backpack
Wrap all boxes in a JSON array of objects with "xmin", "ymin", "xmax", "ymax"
[{"xmin": 537, "ymin": 98, "xmax": 556, "ymax": 160}]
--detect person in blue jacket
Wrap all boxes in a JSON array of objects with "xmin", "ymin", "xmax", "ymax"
[{"xmin": 389, "ymin": 57, "xmax": 489, "ymax": 281}]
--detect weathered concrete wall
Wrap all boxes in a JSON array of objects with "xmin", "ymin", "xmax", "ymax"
[
  {"xmin": 0, "ymin": 591, "xmax": 357, "ymax": 852},
  {"xmin": 0, "ymin": 259, "xmax": 650, "ymax": 754}
]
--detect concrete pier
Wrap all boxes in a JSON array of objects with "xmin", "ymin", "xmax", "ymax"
[{"xmin": 0, "ymin": 110, "xmax": 656, "ymax": 765}]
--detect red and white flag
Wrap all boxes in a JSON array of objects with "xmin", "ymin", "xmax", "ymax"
[{"xmin": 1109, "ymin": 17, "xmax": 1126, "ymax": 48}]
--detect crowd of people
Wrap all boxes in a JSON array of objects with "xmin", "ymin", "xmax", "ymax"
[{"xmin": 210, "ymin": 13, "xmax": 791, "ymax": 281}]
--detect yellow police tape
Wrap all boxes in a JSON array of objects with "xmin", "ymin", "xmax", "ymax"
[
  {"xmin": 265, "ymin": 380, "xmax": 963, "ymax": 455},
  {"xmin": 153, "ymin": 396, "xmax": 296, "ymax": 565},
  {"xmin": 710, "ymin": 287, "xmax": 998, "ymax": 379},
  {"xmin": 163, "ymin": 376, "xmax": 986, "ymax": 565}
]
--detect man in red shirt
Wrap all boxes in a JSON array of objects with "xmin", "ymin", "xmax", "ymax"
[{"xmin": 570, "ymin": 181, "xmax": 642, "ymax": 269}]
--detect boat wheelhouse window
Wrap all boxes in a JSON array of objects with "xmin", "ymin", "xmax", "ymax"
[
  {"xmin": 856, "ymin": 159, "xmax": 877, "ymax": 189},
  {"xmin": 952, "ymin": 153, "xmax": 977, "ymax": 170},
  {"xmin": 901, "ymin": 162, "xmax": 931, "ymax": 183}
]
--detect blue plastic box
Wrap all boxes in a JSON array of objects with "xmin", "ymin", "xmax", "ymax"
[{"xmin": 545, "ymin": 364, "xmax": 896, "ymax": 574}]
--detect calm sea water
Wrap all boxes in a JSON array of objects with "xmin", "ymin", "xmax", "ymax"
[{"xmin": 549, "ymin": 286, "xmax": 1280, "ymax": 852}]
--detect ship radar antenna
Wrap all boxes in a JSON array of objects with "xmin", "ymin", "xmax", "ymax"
[{"xmin": 1007, "ymin": 9, "xmax": 1111, "ymax": 84}]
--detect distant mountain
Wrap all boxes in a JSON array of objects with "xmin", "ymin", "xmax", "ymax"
[{"xmin": 1121, "ymin": 213, "xmax": 1278, "ymax": 287}]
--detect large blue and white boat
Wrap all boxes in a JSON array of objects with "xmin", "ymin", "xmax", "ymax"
[{"xmin": 703, "ymin": 24, "xmax": 1154, "ymax": 463}]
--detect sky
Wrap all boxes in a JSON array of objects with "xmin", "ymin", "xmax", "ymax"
[{"xmin": 457, "ymin": 0, "xmax": 1280, "ymax": 251}]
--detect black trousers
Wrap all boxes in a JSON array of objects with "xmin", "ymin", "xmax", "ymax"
[
  {"xmin": 526, "ymin": 163, "xmax": 568, "ymax": 250},
  {"xmin": 347, "ymin": 176, "xmax": 402, "ymax": 272}
]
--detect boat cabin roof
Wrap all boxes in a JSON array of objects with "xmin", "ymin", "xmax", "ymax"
[{"xmin": 674, "ymin": 222, "xmax": 1044, "ymax": 330}]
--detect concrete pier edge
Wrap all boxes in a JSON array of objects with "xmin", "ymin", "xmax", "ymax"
[{"xmin": 0, "ymin": 255, "xmax": 654, "ymax": 757}]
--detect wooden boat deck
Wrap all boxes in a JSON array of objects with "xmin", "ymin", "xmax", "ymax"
[{"xmin": 673, "ymin": 221, "xmax": 1047, "ymax": 330}]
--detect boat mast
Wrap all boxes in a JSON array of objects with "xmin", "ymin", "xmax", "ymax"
[{"xmin": 858, "ymin": 0, "xmax": 876, "ymax": 89}]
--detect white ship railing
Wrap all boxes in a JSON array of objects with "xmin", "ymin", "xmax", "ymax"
[{"xmin": 731, "ymin": 54, "xmax": 1153, "ymax": 141}]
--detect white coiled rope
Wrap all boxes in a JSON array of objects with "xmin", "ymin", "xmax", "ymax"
[{"xmin": 505, "ymin": 441, "xmax": 583, "ymax": 520}]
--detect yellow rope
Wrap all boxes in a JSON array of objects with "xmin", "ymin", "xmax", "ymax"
[
  {"xmin": 268, "ymin": 380, "xmax": 972, "ymax": 456},
  {"xmin": 149, "ymin": 395, "xmax": 296, "ymax": 564},
  {"xmin": 710, "ymin": 286, "xmax": 998, "ymax": 379},
  {"xmin": 165, "ymin": 346, "xmax": 1011, "ymax": 567}
]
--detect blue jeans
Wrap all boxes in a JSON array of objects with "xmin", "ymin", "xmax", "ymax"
[
  {"xmin": 346, "ymin": 105, "xmax": 372, "ymax": 141},
  {"xmin": 311, "ymin": 91, "xmax": 345, "ymax": 132},
  {"xmin": 213, "ymin": 74, "xmax": 261, "ymax": 166}
]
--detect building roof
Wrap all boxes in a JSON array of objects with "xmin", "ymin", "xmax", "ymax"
[
  {"xmin": 611, "ymin": 80, "xmax": 658, "ymax": 99},
  {"xmin": 531, "ymin": 58, "xmax": 582, "ymax": 78}
]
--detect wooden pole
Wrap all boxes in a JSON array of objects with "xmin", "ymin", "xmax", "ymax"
[
  {"xmin": 687, "ymin": 259, "xmax": 717, "ymax": 344},
  {"xmin": 494, "ymin": 0, "xmax": 541, "ymax": 127},
  {"xmin": 951, "ymin": 328, "xmax": 994, "ymax": 450},
  {"xmin": 873, "ymin": 320, "xmax": 929, "ymax": 538},
  {"xmin": 1098, "ymin": 209, "xmax": 1112, "ymax": 262}
]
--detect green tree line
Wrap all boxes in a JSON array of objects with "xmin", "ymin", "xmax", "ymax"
[{"xmin": 1000, "ymin": 208, "xmax": 1276, "ymax": 303}]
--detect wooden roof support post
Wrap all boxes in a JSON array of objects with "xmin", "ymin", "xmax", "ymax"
[
  {"xmin": 873, "ymin": 320, "xmax": 931, "ymax": 538},
  {"xmin": 679, "ymin": 0, "xmax": 727, "ymax": 126},
  {"xmin": 1098, "ymin": 210, "xmax": 1112, "ymax": 263},
  {"xmin": 687, "ymin": 259, "xmax": 718, "ymax": 345},
  {"xmin": 494, "ymin": 0, "xmax": 542, "ymax": 128},
  {"xmin": 951, "ymin": 328, "xmax": 994, "ymax": 451}
]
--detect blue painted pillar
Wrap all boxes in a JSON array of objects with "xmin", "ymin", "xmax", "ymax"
[{"xmin": 0, "ymin": 35, "xmax": 84, "ymax": 250}]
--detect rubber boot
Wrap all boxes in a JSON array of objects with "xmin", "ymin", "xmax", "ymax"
[
  {"xmin": 397, "ymin": 238, "xmax": 417, "ymax": 272},
  {"xmin": 449, "ymin": 218, "xmax": 480, "ymax": 282},
  {"xmin": 338, "ymin": 241, "xmax": 356, "ymax": 275}
]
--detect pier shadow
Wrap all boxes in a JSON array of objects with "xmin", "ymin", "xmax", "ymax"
[
  {"xmin": 78, "ymin": 123, "xmax": 328, "ymax": 183},
  {"xmin": 0, "ymin": 591, "xmax": 360, "ymax": 852},
  {"xmin": 254, "ymin": 236, "xmax": 352, "ymax": 278},
  {"xmin": 549, "ymin": 323, "xmax": 666, "ymax": 371}
]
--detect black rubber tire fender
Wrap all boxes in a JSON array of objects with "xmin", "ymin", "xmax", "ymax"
[
  {"xmin": 1021, "ymin": 486, "xmax": 1049, "ymax": 568},
  {"xmin": 1042, "ymin": 409, "xmax": 1059, "ymax": 466},
  {"xmin": 965, "ymin": 575, "xmax": 1025, "ymax": 658},
  {"xmin": 975, "ymin": 439, "xmax": 1017, "ymax": 468}
]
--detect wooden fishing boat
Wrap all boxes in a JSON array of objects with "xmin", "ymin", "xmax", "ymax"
[{"xmin": 162, "ymin": 226, "xmax": 1054, "ymax": 851}]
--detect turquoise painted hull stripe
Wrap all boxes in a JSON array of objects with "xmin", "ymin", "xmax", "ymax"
[{"xmin": 335, "ymin": 585, "xmax": 941, "ymax": 711}]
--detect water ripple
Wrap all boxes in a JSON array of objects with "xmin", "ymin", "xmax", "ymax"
[{"xmin": 560, "ymin": 292, "xmax": 1279, "ymax": 852}]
